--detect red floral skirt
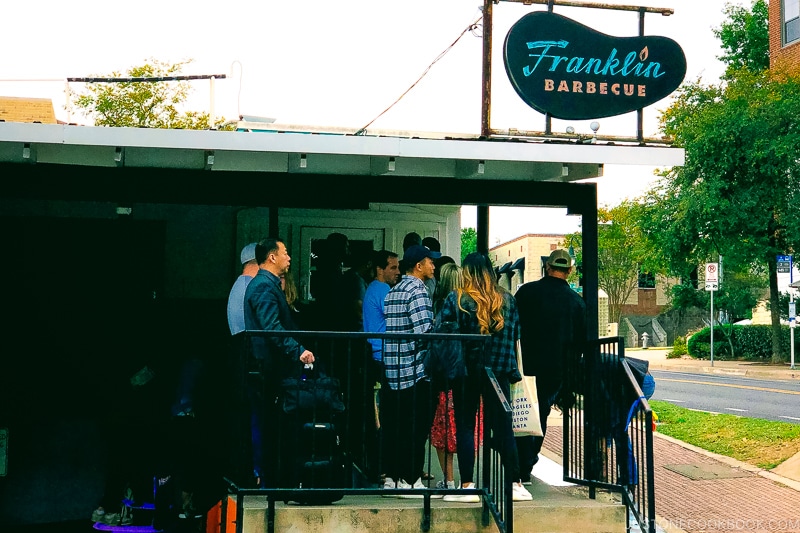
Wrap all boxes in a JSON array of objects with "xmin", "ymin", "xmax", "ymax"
[{"xmin": 430, "ymin": 390, "xmax": 484, "ymax": 453}]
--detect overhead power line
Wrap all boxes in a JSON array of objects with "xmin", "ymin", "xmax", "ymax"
[{"xmin": 355, "ymin": 14, "xmax": 483, "ymax": 135}]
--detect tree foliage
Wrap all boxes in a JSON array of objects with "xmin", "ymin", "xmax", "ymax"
[
  {"xmin": 567, "ymin": 201, "xmax": 663, "ymax": 324},
  {"xmin": 461, "ymin": 227, "xmax": 477, "ymax": 263},
  {"xmin": 644, "ymin": 1, "xmax": 800, "ymax": 361},
  {"xmin": 653, "ymin": 70, "xmax": 800, "ymax": 361},
  {"xmin": 713, "ymin": 0, "xmax": 769, "ymax": 77},
  {"xmin": 69, "ymin": 59, "xmax": 227, "ymax": 129}
]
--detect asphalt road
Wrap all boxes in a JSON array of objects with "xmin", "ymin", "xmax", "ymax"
[{"xmin": 650, "ymin": 370, "xmax": 800, "ymax": 424}]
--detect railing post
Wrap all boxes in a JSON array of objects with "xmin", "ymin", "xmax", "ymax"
[
  {"xmin": 236, "ymin": 490, "xmax": 244, "ymax": 533},
  {"xmin": 645, "ymin": 409, "xmax": 656, "ymax": 533},
  {"xmin": 584, "ymin": 343, "xmax": 598, "ymax": 498},
  {"xmin": 267, "ymin": 496, "xmax": 275, "ymax": 533},
  {"xmin": 421, "ymin": 494, "xmax": 432, "ymax": 532}
]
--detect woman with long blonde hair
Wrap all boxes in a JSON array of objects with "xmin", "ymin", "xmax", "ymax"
[{"xmin": 438, "ymin": 253, "xmax": 531, "ymax": 502}]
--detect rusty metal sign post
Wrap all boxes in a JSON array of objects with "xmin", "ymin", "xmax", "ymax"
[{"xmin": 480, "ymin": 0, "xmax": 675, "ymax": 143}]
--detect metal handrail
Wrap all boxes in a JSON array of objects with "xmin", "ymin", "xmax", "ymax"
[
  {"xmin": 562, "ymin": 336, "xmax": 656, "ymax": 533},
  {"xmin": 620, "ymin": 357, "xmax": 656, "ymax": 533},
  {"xmin": 221, "ymin": 330, "xmax": 512, "ymax": 533}
]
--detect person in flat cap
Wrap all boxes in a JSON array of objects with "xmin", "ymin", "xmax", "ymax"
[
  {"xmin": 513, "ymin": 248, "xmax": 586, "ymax": 483},
  {"xmin": 380, "ymin": 244, "xmax": 436, "ymax": 494}
]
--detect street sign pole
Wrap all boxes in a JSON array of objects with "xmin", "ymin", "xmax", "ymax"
[
  {"xmin": 791, "ymin": 295, "xmax": 795, "ymax": 370},
  {"xmin": 705, "ymin": 262, "xmax": 719, "ymax": 367},
  {"xmin": 782, "ymin": 255, "xmax": 796, "ymax": 370},
  {"xmin": 710, "ymin": 289, "xmax": 714, "ymax": 367},
  {"xmin": 791, "ymin": 256, "xmax": 795, "ymax": 370}
]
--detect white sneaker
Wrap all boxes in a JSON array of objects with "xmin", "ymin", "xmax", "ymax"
[
  {"xmin": 436, "ymin": 480, "xmax": 456, "ymax": 490},
  {"xmin": 443, "ymin": 482, "xmax": 480, "ymax": 503},
  {"xmin": 381, "ymin": 476, "xmax": 396, "ymax": 497},
  {"xmin": 396, "ymin": 477, "xmax": 426, "ymax": 499},
  {"xmin": 512, "ymin": 482, "xmax": 533, "ymax": 501}
]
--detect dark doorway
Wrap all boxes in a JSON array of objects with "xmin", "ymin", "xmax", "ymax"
[{"xmin": 0, "ymin": 216, "xmax": 166, "ymax": 525}]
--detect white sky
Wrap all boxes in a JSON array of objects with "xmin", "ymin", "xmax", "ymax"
[{"xmin": 0, "ymin": 0, "xmax": 741, "ymax": 245}]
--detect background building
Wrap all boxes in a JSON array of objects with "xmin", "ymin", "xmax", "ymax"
[{"xmin": 770, "ymin": 0, "xmax": 800, "ymax": 69}]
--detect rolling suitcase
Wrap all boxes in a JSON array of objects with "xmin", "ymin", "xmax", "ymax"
[
  {"xmin": 280, "ymin": 364, "xmax": 346, "ymax": 504},
  {"xmin": 292, "ymin": 421, "xmax": 345, "ymax": 504}
]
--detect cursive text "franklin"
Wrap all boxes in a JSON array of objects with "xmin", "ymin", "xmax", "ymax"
[{"xmin": 522, "ymin": 40, "xmax": 665, "ymax": 79}]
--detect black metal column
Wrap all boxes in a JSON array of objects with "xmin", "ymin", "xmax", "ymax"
[{"xmin": 477, "ymin": 205, "xmax": 490, "ymax": 255}]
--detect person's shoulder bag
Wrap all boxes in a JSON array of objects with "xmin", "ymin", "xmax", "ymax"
[{"xmin": 425, "ymin": 306, "xmax": 468, "ymax": 386}]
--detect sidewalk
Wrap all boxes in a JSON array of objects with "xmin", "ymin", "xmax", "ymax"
[
  {"xmin": 627, "ymin": 347, "xmax": 800, "ymax": 381},
  {"xmin": 544, "ymin": 348, "xmax": 800, "ymax": 532},
  {"xmin": 543, "ymin": 417, "xmax": 800, "ymax": 533}
]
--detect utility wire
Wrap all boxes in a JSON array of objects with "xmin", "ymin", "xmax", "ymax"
[{"xmin": 355, "ymin": 14, "xmax": 483, "ymax": 135}]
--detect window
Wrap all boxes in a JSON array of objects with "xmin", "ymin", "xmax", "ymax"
[
  {"xmin": 786, "ymin": 0, "xmax": 800, "ymax": 45},
  {"xmin": 638, "ymin": 269, "xmax": 656, "ymax": 289}
]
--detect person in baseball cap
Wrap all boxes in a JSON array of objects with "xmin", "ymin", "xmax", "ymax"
[
  {"xmin": 402, "ymin": 244, "xmax": 435, "ymax": 270},
  {"xmin": 228, "ymin": 243, "xmax": 260, "ymax": 335},
  {"xmin": 513, "ymin": 247, "xmax": 585, "ymax": 484},
  {"xmin": 546, "ymin": 249, "xmax": 573, "ymax": 270},
  {"xmin": 240, "ymin": 242, "xmax": 258, "ymax": 265}
]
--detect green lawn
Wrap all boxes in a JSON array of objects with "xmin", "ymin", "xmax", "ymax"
[{"xmin": 649, "ymin": 400, "xmax": 800, "ymax": 469}]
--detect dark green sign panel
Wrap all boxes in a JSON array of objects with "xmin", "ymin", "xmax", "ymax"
[{"xmin": 503, "ymin": 12, "xmax": 686, "ymax": 120}]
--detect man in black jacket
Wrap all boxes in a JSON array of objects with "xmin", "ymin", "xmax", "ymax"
[
  {"xmin": 243, "ymin": 237, "xmax": 315, "ymax": 486},
  {"xmin": 245, "ymin": 237, "xmax": 314, "ymax": 372},
  {"xmin": 514, "ymin": 249, "xmax": 586, "ymax": 482}
]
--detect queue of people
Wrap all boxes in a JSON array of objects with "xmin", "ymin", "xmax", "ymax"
[{"xmin": 227, "ymin": 232, "xmax": 587, "ymax": 505}]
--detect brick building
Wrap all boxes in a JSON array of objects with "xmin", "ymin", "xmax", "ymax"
[
  {"xmin": 769, "ymin": 0, "xmax": 800, "ymax": 70},
  {"xmin": 489, "ymin": 234, "xmax": 678, "ymax": 340},
  {"xmin": 0, "ymin": 96, "xmax": 58, "ymax": 124}
]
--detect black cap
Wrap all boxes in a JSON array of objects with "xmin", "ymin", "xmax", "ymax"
[{"xmin": 403, "ymin": 244, "xmax": 434, "ymax": 268}]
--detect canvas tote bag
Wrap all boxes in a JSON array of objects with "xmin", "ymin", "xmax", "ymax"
[{"xmin": 510, "ymin": 340, "xmax": 543, "ymax": 437}]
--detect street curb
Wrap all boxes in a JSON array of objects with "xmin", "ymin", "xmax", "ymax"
[
  {"xmin": 648, "ymin": 363, "xmax": 800, "ymax": 381},
  {"xmin": 653, "ymin": 432, "xmax": 800, "ymax": 492}
]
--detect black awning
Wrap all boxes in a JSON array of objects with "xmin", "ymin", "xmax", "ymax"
[
  {"xmin": 498, "ymin": 261, "xmax": 513, "ymax": 274},
  {"xmin": 511, "ymin": 257, "xmax": 525, "ymax": 271}
]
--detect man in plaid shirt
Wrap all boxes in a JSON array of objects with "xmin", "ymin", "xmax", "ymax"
[{"xmin": 380, "ymin": 244, "xmax": 436, "ymax": 496}]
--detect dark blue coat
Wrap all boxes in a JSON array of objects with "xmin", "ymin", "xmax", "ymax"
[{"xmin": 244, "ymin": 269, "xmax": 305, "ymax": 387}]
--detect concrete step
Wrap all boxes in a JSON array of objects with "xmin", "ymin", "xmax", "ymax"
[{"xmin": 230, "ymin": 481, "xmax": 625, "ymax": 533}]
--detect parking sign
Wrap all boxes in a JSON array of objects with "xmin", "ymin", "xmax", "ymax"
[{"xmin": 705, "ymin": 263, "xmax": 718, "ymax": 291}]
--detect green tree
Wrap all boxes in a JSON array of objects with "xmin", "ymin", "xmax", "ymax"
[
  {"xmin": 69, "ymin": 59, "xmax": 226, "ymax": 129},
  {"xmin": 713, "ymin": 0, "xmax": 769, "ymax": 77},
  {"xmin": 657, "ymin": 71, "xmax": 800, "ymax": 362},
  {"xmin": 567, "ymin": 201, "xmax": 663, "ymax": 324},
  {"xmin": 648, "ymin": 0, "xmax": 800, "ymax": 361},
  {"xmin": 769, "ymin": 292, "xmax": 795, "ymax": 322},
  {"xmin": 460, "ymin": 227, "xmax": 477, "ymax": 263}
]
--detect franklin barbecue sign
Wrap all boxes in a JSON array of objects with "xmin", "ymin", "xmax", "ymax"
[{"xmin": 503, "ymin": 12, "xmax": 686, "ymax": 120}]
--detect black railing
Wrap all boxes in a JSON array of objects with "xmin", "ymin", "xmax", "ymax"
[
  {"xmin": 221, "ymin": 330, "xmax": 515, "ymax": 533},
  {"xmin": 483, "ymin": 368, "xmax": 514, "ymax": 533},
  {"xmin": 563, "ymin": 336, "xmax": 656, "ymax": 533}
]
